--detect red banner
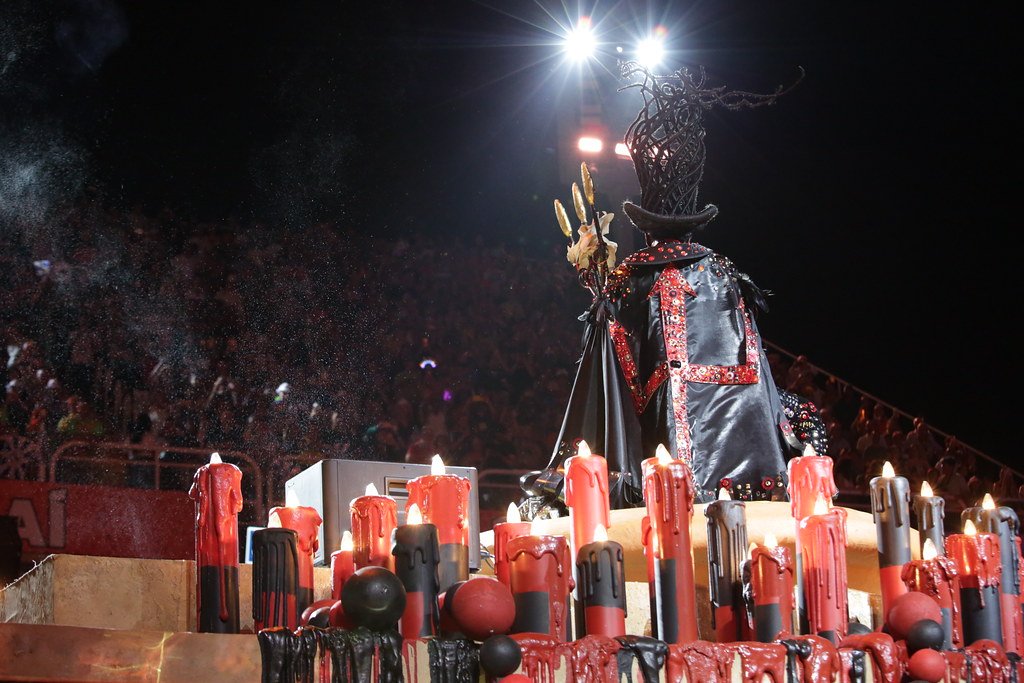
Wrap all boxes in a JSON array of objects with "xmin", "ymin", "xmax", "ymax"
[{"xmin": 0, "ymin": 479, "xmax": 194, "ymax": 561}]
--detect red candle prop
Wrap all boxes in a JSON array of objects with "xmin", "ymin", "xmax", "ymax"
[
  {"xmin": 978, "ymin": 493, "xmax": 1023, "ymax": 655},
  {"xmin": 901, "ymin": 537, "xmax": 963, "ymax": 649},
  {"xmin": 350, "ymin": 482, "xmax": 398, "ymax": 572},
  {"xmin": 869, "ymin": 461, "xmax": 911, "ymax": 619},
  {"xmin": 575, "ymin": 524, "xmax": 626, "ymax": 638},
  {"xmin": 948, "ymin": 519, "xmax": 1003, "ymax": 645},
  {"xmin": 565, "ymin": 440, "xmax": 611, "ymax": 563},
  {"xmin": 252, "ymin": 527, "xmax": 300, "ymax": 631},
  {"xmin": 492, "ymin": 502, "xmax": 531, "ymax": 587},
  {"xmin": 797, "ymin": 495, "xmax": 848, "ymax": 643},
  {"xmin": 749, "ymin": 533, "xmax": 795, "ymax": 642},
  {"xmin": 268, "ymin": 504, "xmax": 322, "ymax": 617},
  {"xmin": 405, "ymin": 454, "xmax": 472, "ymax": 593},
  {"xmin": 507, "ymin": 529, "xmax": 574, "ymax": 640},
  {"xmin": 392, "ymin": 503, "xmax": 440, "ymax": 639},
  {"xmin": 188, "ymin": 452, "xmax": 243, "ymax": 633},
  {"xmin": 787, "ymin": 446, "xmax": 838, "ymax": 634},
  {"xmin": 706, "ymin": 487, "xmax": 750, "ymax": 643},
  {"xmin": 641, "ymin": 515, "xmax": 659, "ymax": 640},
  {"xmin": 330, "ymin": 530, "xmax": 355, "ymax": 601},
  {"xmin": 642, "ymin": 445, "xmax": 698, "ymax": 644}
]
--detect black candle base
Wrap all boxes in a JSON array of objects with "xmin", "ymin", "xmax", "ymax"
[
  {"xmin": 754, "ymin": 603, "xmax": 783, "ymax": 643},
  {"xmin": 512, "ymin": 591, "xmax": 552, "ymax": 637},
  {"xmin": 655, "ymin": 558, "xmax": 679, "ymax": 644},
  {"xmin": 961, "ymin": 586, "xmax": 1003, "ymax": 645},
  {"xmin": 438, "ymin": 543, "xmax": 468, "ymax": 594},
  {"xmin": 197, "ymin": 565, "xmax": 240, "ymax": 633}
]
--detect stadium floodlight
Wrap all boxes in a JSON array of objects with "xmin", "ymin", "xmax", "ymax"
[
  {"xmin": 577, "ymin": 136, "xmax": 603, "ymax": 154},
  {"xmin": 614, "ymin": 142, "xmax": 630, "ymax": 158},
  {"xmin": 636, "ymin": 35, "xmax": 665, "ymax": 70},
  {"xmin": 564, "ymin": 17, "xmax": 596, "ymax": 62}
]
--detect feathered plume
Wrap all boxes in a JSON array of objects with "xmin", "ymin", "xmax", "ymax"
[
  {"xmin": 553, "ymin": 199, "xmax": 572, "ymax": 238},
  {"xmin": 571, "ymin": 183, "xmax": 587, "ymax": 223}
]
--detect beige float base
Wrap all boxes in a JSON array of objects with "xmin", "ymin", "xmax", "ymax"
[
  {"xmin": 0, "ymin": 554, "xmax": 333, "ymax": 633},
  {"xmin": 0, "ymin": 622, "xmax": 260, "ymax": 683}
]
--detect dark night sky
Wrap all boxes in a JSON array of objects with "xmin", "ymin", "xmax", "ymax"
[{"xmin": 1, "ymin": 2, "xmax": 1017, "ymax": 461}]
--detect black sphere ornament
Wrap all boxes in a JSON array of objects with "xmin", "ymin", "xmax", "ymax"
[
  {"xmin": 341, "ymin": 566, "xmax": 407, "ymax": 631},
  {"xmin": 847, "ymin": 621, "xmax": 873, "ymax": 636},
  {"xmin": 479, "ymin": 634, "xmax": 522, "ymax": 678},
  {"xmin": 906, "ymin": 618, "xmax": 945, "ymax": 653}
]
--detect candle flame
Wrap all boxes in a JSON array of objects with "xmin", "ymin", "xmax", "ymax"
[
  {"xmin": 813, "ymin": 494, "xmax": 829, "ymax": 516},
  {"xmin": 209, "ymin": 452, "xmax": 222, "ymax": 464},
  {"xmin": 964, "ymin": 519, "xmax": 978, "ymax": 536},
  {"xmin": 748, "ymin": 542, "xmax": 758, "ymax": 556},
  {"xmin": 921, "ymin": 480, "xmax": 934, "ymax": 497},
  {"xmin": 577, "ymin": 440, "xmax": 592, "ymax": 458},
  {"xmin": 340, "ymin": 530, "xmax": 353, "ymax": 551},
  {"xmin": 881, "ymin": 461, "xmax": 895, "ymax": 478},
  {"xmin": 656, "ymin": 443, "xmax": 672, "ymax": 464},
  {"xmin": 507, "ymin": 502, "xmax": 521, "ymax": 524},
  {"xmin": 365, "ymin": 482, "xmax": 379, "ymax": 496},
  {"xmin": 802, "ymin": 443, "xmax": 816, "ymax": 457},
  {"xmin": 284, "ymin": 487, "xmax": 300, "ymax": 508},
  {"xmin": 407, "ymin": 503, "xmax": 423, "ymax": 525},
  {"xmin": 718, "ymin": 487, "xmax": 732, "ymax": 501},
  {"xmin": 922, "ymin": 537, "xmax": 938, "ymax": 560},
  {"xmin": 764, "ymin": 532, "xmax": 778, "ymax": 549},
  {"xmin": 267, "ymin": 510, "xmax": 282, "ymax": 528},
  {"xmin": 593, "ymin": 524, "xmax": 608, "ymax": 542},
  {"xmin": 431, "ymin": 454, "xmax": 446, "ymax": 475},
  {"xmin": 982, "ymin": 493, "xmax": 996, "ymax": 510}
]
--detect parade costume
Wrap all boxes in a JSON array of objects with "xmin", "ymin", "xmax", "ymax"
[{"xmin": 538, "ymin": 63, "xmax": 821, "ymax": 507}]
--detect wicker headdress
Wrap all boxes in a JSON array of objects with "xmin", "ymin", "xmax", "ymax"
[{"xmin": 620, "ymin": 61, "xmax": 803, "ymax": 239}]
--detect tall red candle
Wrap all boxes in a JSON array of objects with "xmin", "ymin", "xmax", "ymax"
[
  {"xmin": 564, "ymin": 440, "xmax": 611, "ymax": 565},
  {"xmin": 901, "ymin": 538, "xmax": 962, "ymax": 649},
  {"xmin": 565, "ymin": 440, "xmax": 610, "ymax": 639},
  {"xmin": 405, "ymin": 455, "xmax": 472, "ymax": 593},
  {"xmin": 188, "ymin": 452, "xmax": 243, "ymax": 633},
  {"xmin": 642, "ymin": 445, "xmax": 698, "ymax": 644},
  {"xmin": 350, "ymin": 483, "xmax": 398, "ymax": 572},
  {"xmin": 268, "ymin": 504, "xmax": 322, "ymax": 617},
  {"xmin": 787, "ymin": 446, "xmax": 838, "ymax": 634},
  {"xmin": 868, "ymin": 461, "xmax": 911, "ymax": 619},
  {"xmin": 749, "ymin": 533, "xmax": 795, "ymax": 642},
  {"xmin": 507, "ymin": 532, "xmax": 574, "ymax": 640},
  {"xmin": 641, "ymin": 515, "xmax": 659, "ymax": 640},
  {"xmin": 797, "ymin": 496, "xmax": 848, "ymax": 643},
  {"xmin": 330, "ymin": 530, "xmax": 355, "ymax": 601},
  {"xmin": 492, "ymin": 502, "xmax": 531, "ymax": 587},
  {"xmin": 948, "ymin": 520, "xmax": 1003, "ymax": 646}
]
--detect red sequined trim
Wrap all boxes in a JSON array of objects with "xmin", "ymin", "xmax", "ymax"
[{"xmin": 608, "ymin": 320, "xmax": 668, "ymax": 414}]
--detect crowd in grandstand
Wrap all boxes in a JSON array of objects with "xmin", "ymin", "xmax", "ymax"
[{"xmin": 2, "ymin": 205, "xmax": 1015, "ymax": 510}]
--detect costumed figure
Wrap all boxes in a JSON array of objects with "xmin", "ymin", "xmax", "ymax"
[{"xmin": 525, "ymin": 62, "xmax": 824, "ymax": 510}]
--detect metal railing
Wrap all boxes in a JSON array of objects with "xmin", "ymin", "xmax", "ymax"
[
  {"xmin": 764, "ymin": 340, "xmax": 1016, "ymax": 480},
  {"xmin": 47, "ymin": 441, "xmax": 267, "ymax": 522}
]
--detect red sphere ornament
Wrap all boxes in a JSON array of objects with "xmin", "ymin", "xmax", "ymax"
[
  {"xmin": 301, "ymin": 599, "xmax": 337, "ymax": 626},
  {"xmin": 448, "ymin": 576, "xmax": 516, "ymax": 641},
  {"xmin": 887, "ymin": 591, "xmax": 942, "ymax": 640},
  {"xmin": 328, "ymin": 599, "xmax": 351, "ymax": 628},
  {"xmin": 906, "ymin": 648, "xmax": 946, "ymax": 682}
]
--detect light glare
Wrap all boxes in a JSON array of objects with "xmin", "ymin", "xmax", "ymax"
[
  {"xmin": 614, "ymin": 142, "xmax": 630, "ymax": 158},
  {"xmin": 564, "ymin": 18, "xmax": 596, "ymax": 62},
  {"xmin": 577, "ymin": 136, "xmax": 603, "ymax": 154},
  {"xmin": 636, "ymin": 36, "xmax": 665, "ymax": 69}
]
